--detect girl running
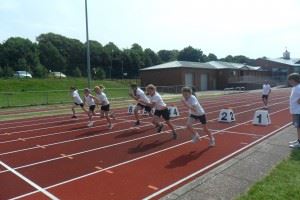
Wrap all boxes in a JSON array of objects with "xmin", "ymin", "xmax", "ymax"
[
  {"xmin": 83, "ymin": 88, "xmax": 96, "ymax": 127},
  {"xmin": 129, "ymin": 84, "xmax": 152, "ymax": 126},
  {"xmin": 181, "ymin": 87, "xmax": 215, "ymax": 146},
  {"xmin": 93, "ymin": 85, "xmax": 113, "ymax": 129},
  {"xmin": 70, "ymin": 87, "xmax": 84, "ymax": 118},
  {"xmin": 143, "ymin": 84, "xmax": 177, "ymax": 139}
]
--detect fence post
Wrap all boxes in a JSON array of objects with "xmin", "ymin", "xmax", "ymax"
[
  {"xmin": 6, "ymin": 93, "xmax": 10, "ymax": 107},
  {"xmin": 46, "ymin": 92, "xmax": 49, "ymax": 105}
]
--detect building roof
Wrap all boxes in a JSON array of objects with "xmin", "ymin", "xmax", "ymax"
[
  {"xmin": 140, "ymin": 60, "xmax": 262, "ymax": 71},
  {"xmin": 263, "ymin": 57, "xmax": 300, "ymax": 67}
]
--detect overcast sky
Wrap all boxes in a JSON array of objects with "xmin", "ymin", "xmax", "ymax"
[{"xmin": 0, "ymin": 0, "xmax": 299, "ymax": 58}]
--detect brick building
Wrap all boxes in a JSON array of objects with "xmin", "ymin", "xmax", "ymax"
[
  {"xmin": 256, "ymin": 50, "xmax": 300, "ymax": 82},
  {"xmin": 140, "ymin": 61, "xmax": 271, "ymax": 90}
]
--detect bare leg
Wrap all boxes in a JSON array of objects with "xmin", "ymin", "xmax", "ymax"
[
  {"xmin": 104, "ymin": 111, "xmax": 112, "ymax": 128},
  {"xmin": 71, "ymin": 105, "xmax": 76, "ymax": 116},
  {"xmin": 203, "ymin": 124, "xmax": 214, "ymax": 140},
  {"xmin": 165, "ymin": 120, "xmax": 176, "ymax": 132}
]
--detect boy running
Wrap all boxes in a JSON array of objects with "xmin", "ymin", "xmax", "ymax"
[
  {"xmin": 129, "ymin": 84, "xmax": 152, "ymax": 126},
  {"xmin": 83, "ymin": 88, "xmax": 96, "ymax": 127},
  {"xmin": 143, "ymin": 84, "xmax": 177, "ymax": 139},
  {"xmin": 181, "ymin": 87, "xmax": 215, "ymax": 146},
  {"xmin": 288, "ymin": 73, "xmax": 300, "ymax": 148},
  {"xmin": 262, "ymin": 80, "xmax": 271, "ymax": 108},
  {"xmin": 93, "ymin": 85, "xmax": 113, "ymax": 129},
  {"xmin": 70, "ymin": 87, "xmax": 84, "ymax": 118}
]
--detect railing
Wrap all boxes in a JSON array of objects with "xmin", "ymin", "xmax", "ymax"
[{"xmin": 0, "ymin": 85, "xmax": 185, "ymax": 108}]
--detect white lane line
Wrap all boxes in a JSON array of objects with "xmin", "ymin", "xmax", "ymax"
[
  {"xmin": 7, "ymin": 108, "xmax": 290, "ymax": 200},
  {"xmin": 0, "ymin": 98, "xmax": 288, "ymax": 156},
  {"xmin": 0, "ymin": 93, "xmax": 288, "ymax": 142},
  {"xmin": 142, "ymin": 122, "xmax": 292, "ymax": 200},
  {"xmin": 0, "ymin": 161, "xmax": 59, "ymax": 200},
  {"xmin": 0, "ymin": 93, "xmax": 287, "ymax": 133}
]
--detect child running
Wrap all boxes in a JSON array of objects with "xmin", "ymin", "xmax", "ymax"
[
  {"xmin": 143, "ymin": 84, "xmax": 177, "ymax": 139},
  {"xmin": 181, "ymin": 87, "xmax": 215, "ymax": 146},
  {"xmin": 262, "ymin": 80, "xmax": 271, "ymax": 108},
  {"xmin": 93, "ymin": 85, "xmax": 113, "ymax": 129},
  {"xmin": 83, "ymin": 88, "xmax": 96, "ymax": 127},
  {"xmin": 129, "ymin": 84, "xmax": 152, "ymax": 126},
  {"xmin": 70, "ymin": 87, "xmax": 84, "ymax": 118}
]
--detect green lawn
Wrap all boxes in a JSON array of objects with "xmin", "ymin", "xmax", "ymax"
[
  {"xmin": 237, "ymin": 150, "xmax": 300, "ymax": 200},
  {"xmin": 0, "ymin": 78, "xmax": 137, "ymax": 107}
]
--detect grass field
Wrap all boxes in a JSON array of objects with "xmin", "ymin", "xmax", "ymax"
[
  {"xmin": 0, "ymin": 78, "xmax": 137, "ymax": 107},
  {"xmin": 237, "ymin": 149, "xmax": 300, "ymax": 200}
]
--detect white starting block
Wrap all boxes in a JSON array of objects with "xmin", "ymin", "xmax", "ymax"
[
  {"xmin": 218, "ymin": 109, "xmax": 235, "ymax": 123},
  {"xmin": 252, "ymin": 110, "xmax": 271, "ymax": 126},
  {"xmin": 168, "ymin": 106, "xmax": 180, "ymax": 118},
  {"xmin": 128, "ymin": 104, "xmax": 136, "ymax": 114}
]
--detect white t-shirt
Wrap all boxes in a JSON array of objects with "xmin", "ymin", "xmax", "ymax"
[
  {"xmin": 135, "ymin": 88, "xmax": 150, "ymax": 104},
  {"xmin": 84, "ymin": 94, "xmax": 95, "ymax": 107},
  {"xmin": 290, "ymin": 84, "xmax": 300, "ymax": 114},
  {"xmin": 95, "ymin": 92, "xmax": 109, "ymax": 106},
  {"xmin": 149, "ymin": 92, "xmax": 166, "ymax": 110},
  {"xmin": 72, "ymin": 90, "xmax": 83, "ymax": 104},
  {"xmin": 262, "ymin": 84, "xmax": 271, "ymax": 95},
  {"xmin": 183, "ymin": 95, "xmax": 205, "ymax": 116}
]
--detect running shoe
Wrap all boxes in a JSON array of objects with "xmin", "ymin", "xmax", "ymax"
[
  {"xmin": 157, "ymin": 124, "xmax": 164, "ymax": 133},
  {"xmin": 71, "ymin": 115, "xmax": 77, "ymax": 119},
  {"xmin": 192, "ymin": 133, "xmax": 200, "ymax": 143},
  {"xmin": 209, "ymin": 137, "xmax": 216, "ymax": 147},
  {"xmin": 289, "ymin": 142, "xmax": 300, "ymax": 148},
  {"xmin": 108, "ymin": 124, "xmax": 113, "ymax": 130},
  {"xmin": 87, "ymin": 121, "xmax": 94, "ymax": 127},
  {"xmin": 289, "ymin": 139, "xmax": 299, "ymax": 144},
  {"xmin": 134, "ymin": 121, "xmax": 140, "ymax": 126}
]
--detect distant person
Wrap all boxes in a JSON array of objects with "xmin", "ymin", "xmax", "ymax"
[
  {"xmin": 70, "ymin": 87, "xmax": 84, "ymax": 118},
  {"xmin": 83, "ymin": 88, "xmax": 96, "ymax": 127},
  {"xmin": 143, "ymin": 84, "xmax": 177, "ymax": 140},
  {"xmin": 181, "ymin": 87, "xmax": 215, "ymax": 146},
  {"xmin": 288, "ymin": 73, "xmax": 300, "ymax": 148},
  {"xmin": 129, "ymin": 84, "xmax": 152, "ymax": 126},
  {"xmin": 262, "ymin": 81, "xmax": 271, "ymax": 108},
  {"xmin": 93, "ymin": 85, "xmax": 113, "ymax": 129}
]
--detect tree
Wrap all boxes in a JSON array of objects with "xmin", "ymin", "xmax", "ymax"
[
  {"xmin": 0, "ymin": 67, "xmax": 3, "ymax": 77},
  {"xmin": 32, "ymin": 64, "xmax": 48, "ymax": 78},
  {"xmin": 207, "ymin": 53, "xmax": 218, "ymax": 61},
  {"xmin": 94, "ymin": 67, "xmax": 106, "ymax": 80},
  {"xmin": 178, "ymin": 46, "xmax": 204, "ymax": 62},
  {"xmin": 3, "ymin": 66, "xmax": 14, "ymax": 77},
  {"xmin": 158, "ymin": 50, "xmax": 178, "ymax": 63},
  {"xmin": 72, "ymin": 67, "xmax": 82, "ymax": 77},
  {"xmin": 2, "ymin": 37, "xmax": 40, "ymax": 71},
  {"xmin": 144, "ymin": 48, "xmax": 161, "ymax": 67}
]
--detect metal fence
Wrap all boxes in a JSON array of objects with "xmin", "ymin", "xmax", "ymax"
[{"xmin": 0, "ymin": 85, "xmax": 185, "ymax": 108}]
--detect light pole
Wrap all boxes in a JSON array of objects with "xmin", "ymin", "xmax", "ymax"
[
  {"xmin": 85, "ymin": 0, "xmax": 91, "ymax": 88},
  {"xmin": 110, "ymin": 49, "xmax": 113, "ymax": 80}
]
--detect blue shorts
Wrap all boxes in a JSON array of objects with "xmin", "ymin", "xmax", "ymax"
[{"xmin": 292, "ymin": 114, "xmax": 300, "ymax": 128}]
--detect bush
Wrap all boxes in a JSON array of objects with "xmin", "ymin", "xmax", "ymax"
[
  {"xmin": 32, "ymin": 64, "xmax": 48, "ymax": 78},
  {"xmin": 0, "ymin": 67, "xmax": 3, "ymax": 77},
  {"xmin": 94, "ymin": 67, "xmax": 106, "ymax": 80},
  {"xmin": 72, "ymin": 67, "xmax": 82, "ymax": 77},
  {"xmin": 3, "ymin": 66, "xmax": 14, "ymax": 77}
]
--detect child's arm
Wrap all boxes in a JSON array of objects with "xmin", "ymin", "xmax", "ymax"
[
  {"xmin": 140, "ymin": 100, "xmax": 155, "ymax": 108},
  {"xmin": 90, "ymin": 95, "xmax": 101, "ymax": 105},
  {"xmin": 181, "ymin": 99, "xmax": 197, "ymax": 112}
]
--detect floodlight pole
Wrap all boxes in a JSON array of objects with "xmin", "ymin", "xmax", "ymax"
[{"xmin": 85, "ymin": 0, "xmax": 92, "ymax": 88}]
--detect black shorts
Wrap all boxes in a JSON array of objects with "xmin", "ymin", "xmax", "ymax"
[
  {"xmin": 154, "ymin": 108, "xmax": 170, "ymax": 121},
  {"xmin": 89, "ymin": 105, "xmax": 96, "ymax": 112},
  {"xmin": 101, "ymin": 104, "xmax": 110, "ymax": 112},
  {"xmin": 262, "ymin": 95, "xmax": 268, "ymax": 99},
  {"xmin": 74, "ymin": 103, "xmax": 84, "ymax": 108},
  {"xmin": 190, "ymin": 114, "xmax": 207, "ymax": 124},
  {"xmin": 137, "ymin": 103, "xmax": 152, "ymax": 113}
]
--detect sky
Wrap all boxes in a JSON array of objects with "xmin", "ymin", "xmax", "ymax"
[{"xmin": 0, "ymin": 0, "xmax": 299, "ymax": 59}]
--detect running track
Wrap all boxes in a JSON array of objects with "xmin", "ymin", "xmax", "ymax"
[{"xmin": 0, "ymin": 89, "xmax": 292, "ymax": 200}]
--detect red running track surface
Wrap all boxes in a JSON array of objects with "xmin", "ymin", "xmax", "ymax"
[{"xmin": 0, "ymin": 89, "xmax": 292, "ymax": 200}]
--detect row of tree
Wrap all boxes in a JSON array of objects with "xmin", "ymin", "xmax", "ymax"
[{"xmin": 0, "ymin": 33, "xmax": 255, "ymax": 78}]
